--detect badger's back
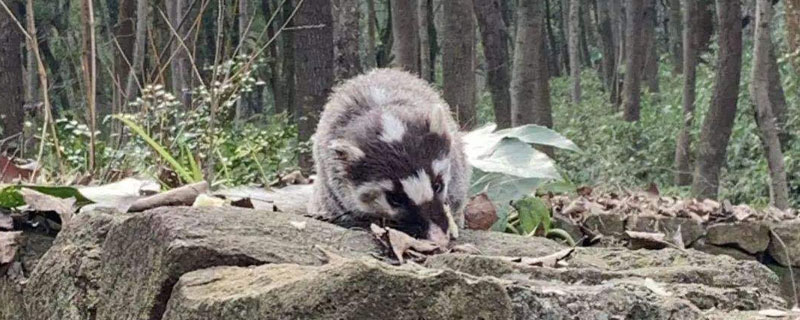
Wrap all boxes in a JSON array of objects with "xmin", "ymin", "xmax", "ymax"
[{"xmin": 310, "ymin": 68, "xmax": 469, "ymax": 237}]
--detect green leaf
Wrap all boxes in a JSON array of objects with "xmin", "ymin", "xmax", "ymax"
[
  {"xmin": 114, "ymin": 115, "xmax": 197, "ymax": 183},
  {"xmin": 181, "ymin": 142, "xmax": 204, "ymax": 182},
  {"xmin": 470, "ymin": 138, "xmax": 562, "ymax": 180},
  {"xmin": 0, "ymin": 185, "xmax": 92, "ymax": 209},
  {"xmin": 511, "ymin": 196, "xmax": 550, "ymax": 235},
  {"xmin": 470, "ymin": 170, "xmax": 545, "ymax": 231},
  {"xmin": 494, "ymin": 124, "xmax": 581, "ymax": 152}
]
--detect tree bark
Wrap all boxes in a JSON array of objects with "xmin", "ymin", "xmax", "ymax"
[
  {"xmin": 695, "ymin": 0, "xmax": 714, "ymax": 53},
  {"xmin": 597, "ymin": 0, "xmax": 616, "ymax": 92},
  {"xmin": 767, "ymin": 44, "xmax": 789, "ymax": 147},
  {"xmin": 667, "ymin": 0, "xmax": 682, "ymax": 74},
  {"xmin": 691, "ymin": 0, "xmax": 743, "ymax": 200},
  {"xmin": 442, "ymin": 0, "xmax": 476, "ymax": 129},
  {"xmin": 474, "ymin": 0, "xmax": 512, "ymax": 129},
  {"xmin": 390, "ymin": 0, "xmax": 419, "ymax": 73},
  {"xmin": 511, "ymin": 0, "xmax": 552, "ymax": 131},
  {"xmin": 294, "ymin": 0, "xmax": 334, "ymax": 172},
  {"xmin": 621, "ymin": 0, "xmax": 654, "ymax": 122},
  {"xmin": 125, "ymin": 0, "xmax": 147, "ymax": 102},
  {"xmin": 643, "ymin": 7, "xmax": 658, "ymax": 93},
  {"xmin": 166, "ymin": 0, "xmax": 194, "ymax": 108},
  {"xmin": 750, "ymin": 0, "xmax": 789, "ymax": 210},
  {"xmin": 0, "ymin": 2, "xmax": 24, "ymax": 142},
  {"xmin": 544, "ymin": 0, "xmax": 561, "ymax": 77},
  {"xmin": 568, "ymin": 0, "xmax": 581, "ymax": 103},
  {"xmin": 366, "ymin": 0, "xmax": 377, "ymax": 69},
  {"xmin": 333, "ymin": 0, "xmax": 361, "ymax": 81},
  {"xmin": 674, "ymin": 0, "xmax": 698, "ymax": 186},
  {"xmin": 114, "ymin": 0, "xmax": 136, "ymax": 101},
  {"xmin": 418, "ymin": 0, "xmax": 431, "ymax": 81},
  {"xmin": 80, "ymin": 0, "xmax": 97, "ymax": 170},
  {"xmin": 282, "ymin": 0, "xmax": 296, "ymax": 116}
]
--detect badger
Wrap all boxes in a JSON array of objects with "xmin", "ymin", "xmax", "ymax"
[{"xmin": 310, "ymin": 68, "xmax": 471, "ymax": 246}]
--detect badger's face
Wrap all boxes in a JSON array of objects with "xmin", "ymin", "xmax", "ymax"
[{"xmin": 329, "ymin": 105, "xmax": 456, "ymax": 246}]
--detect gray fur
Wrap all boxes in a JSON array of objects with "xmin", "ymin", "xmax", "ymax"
[{"xmin": 310, "ymin": 68, "xmax": 471, "ymax": 237}]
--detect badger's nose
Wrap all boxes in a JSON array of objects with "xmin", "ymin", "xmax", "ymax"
[{"xmin": 427, "ymin": 225, "xmax": 450, "ymax": 248}]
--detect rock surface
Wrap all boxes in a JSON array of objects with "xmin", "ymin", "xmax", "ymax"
[
  {"xmin": 706, "ymin": 222, "xmax": 771, "ymax": 254},
  {"xmin": 1, "ymin": 203, "xmax": 791, "ymax": 320}
]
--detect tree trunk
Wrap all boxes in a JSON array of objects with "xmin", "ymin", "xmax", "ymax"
[
  {"xmin": 125, "ymin": 0, "xmax": 147, "ymax": 102},
  {"xmin": 751, "ymin": 0, "xmax": 789, "ymax": 210},
  {"xmin": 282, "ymin": 0, "xmax": 296, "ymax": 116},
  {"xmin": 114, "ymin": 0, "xmax": 136, "ymax": 100},
  {"xmin": 667, "ymin": 0, "xmax": 682, "ymax": 73},
  {"xmin": 24, "ymin": 9, "xmax": 36, "ymax": 104},
  {"xmin": 511, "ymin": 0, "xmax": 552, "ymax": 132},
  {"xmin": 366, "ymin": 0, "xmax": 377, "ymax": 69},
  {"xmin": 544, "ymin": 0, "xmax": 562, "ymax": 77},
  {"xmin": 579, "ymin": 3, "xmax": 592, "ymax": 68},
  {"xmin": 235, "ymin": 0, "xmax": 250, "ymax": 123},
  {"xmin": 674, "ymin": 0, "xmax": 698, "ymax": 186},
  {"xmin": 333, "ymin": 0, "xmax": 361, "ymax": 81},
  {"xmin": 474, "ymin": 0, "xmax": 512, "ymax": 129},
  {"xmin": 767, "ymin": 44, "xmax": 789, "ymax": 147},
  {"xmin": 80, "ymin": 0, "xmax": 97, "ymax": 170},
  {"xmin": 294, "ymin": 0, "xmax": 334, "ymax": 172},
  {"xmin": 167, "ymin": 0, "xmax": 194, "ymax": 108},
  {"xmin": 643, "ymin": 8, "xmax": 658, "ymax": 93},
  {"xmin": 610, "ymin": 0, "xmax": 623, "ymax": 106},
  {"xmin": 788, "ymin": 0, "xmax": 800, "ymax": 71},
  {"xmin": 390, "ymin": 0, "xmax": 419, "ymax": 73},
  {"xmin": 691, "ymin": 0, "xmax": 742, "ymax": 200},
  {"xmin": 597, "ymin": 0, "xmax": 616, "ymax": 92},
  {"xmin": 0, "ymin": 2, "xmax": 24, "ymax": 143},
  {"xmin": 560, "ymin": 0, "xmax": 570, "ymax": 75},
  {"xmin": 442, "ymin": 0, "xmax": 476, "ymax": 129},
  {"xmin": 418, "ymin": 0, "xmax": 431, "ymax": 81},
  {"xmin": 696, "ymin": 0, "xmax": 714, "ymax": 53},
  {"xmin": 620, "ymin": 0, "xmax": 654, "ymax": 122},
  {"xmin": 568, "ymin": 0, "xmax": 581, "ymax": 103}
]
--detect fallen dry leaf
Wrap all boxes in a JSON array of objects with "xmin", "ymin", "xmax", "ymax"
[
  {"xmin": 464, "ymin": 193, "xmax": 497, "ymax": 230},
  {"xmin": 643, "ymin": 278, "xmax": 671, "ymax": 296},
  {"xmin": 78, "ymin": 177, "xmax": 161, "ymax": 212},
  {"xmin": 644, "ymin": 183, "xmax": 659, "ymax": 196},
  {"xmin": 625, "ymin": 231, "xmax": 670, "ymax": 250},
  {"xmin": 20, "ymin": 188, "xmax": 75, "ymax": 225},
  {"xmin": 129, "ymin": 181, "xmax": 209, "ymax": 212},
  {"xmin": 450, "ymin": 243, "xmax": 482, "ymax": 255},
  {"xmin": 191, "ymin": 194, "xmax": 226, "ymax": 207},
  {"xmin": 496, "ymin": 248, "xmax": 575, "ymax": 268},
  {"xmin": 0, "ymin": 231, "xmax": 22, "ymax": 266},
  {"xmin": 576, "ymin": 186, "xmax": 593, "ymax": 197},
  {"xmin": 280, "ymin": 170, "xmax": 310, "ymax": 185},
  {"xmin": 289, "ymin": 220, "xmax": 307, "ymax": 230},
  {"xmin": 387, "ymin": 227, "xmax": 440, "ymax": 263}
]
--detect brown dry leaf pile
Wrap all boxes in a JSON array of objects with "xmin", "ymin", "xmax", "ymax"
[{"xmin": 545, "ymin": 186, "xmax": 798, "ymax": 227}]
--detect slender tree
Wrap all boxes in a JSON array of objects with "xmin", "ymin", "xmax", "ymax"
[
  {"xmin": 643, "ymin": 6, "xmax": 658, "ymax": 93},
  {"xmin": 125, "ymin": 0, "xmax": 147, "ymax": 102},
  {"xmin": 568, "ymin": 0, "xmax": 581, "ymax": 102},
  {"xmin": 474, "ymin": 0, "xmax": 512, "ymax": 128},
  {"xmin": 511, "ymin": 0, "xmax": 552, "ymax": 132},
  {"xmin": 751, "ymin": 0, "xmax": 789, "ymax": 209},
  {"xmin": 418, "ymin": 0, "xmax": 431, "ymax": 81},
  {"xmin": 691, "ymin": 0, "xmax": 743, "ymax": 199},
  {"xmin": 667, "ymin": 0, "xmax": 682, "ymax": 73},
  {"xmin": 0, "ymin": 1, "xmax": 23, "ymax": 142},
  {"xmin": 80, "ymin": 0, "xmax": 97, "ymax": 170},
  {"xmin": 333, "ymin": 0, "xmax": 361, "ymax": 81},
  {"xmin": 675, "ymin": 0, "xmax": 698, "ymax": 186},
  {"xmin": 365, "ymin": 0, "xmax": 377, "ymax": 69},
  {"xmin": 294, "ymin": 0, "xmax": 335, "ymax": 171},
  {"xmin": 442, "ymin": 0, "xmax": 477, "ymax": 129},
  {"xmin": 596, "ymin": 0, "xmax": 616, "ymax": 92},
  {"xmin": 390, "ymin": 0, "xmax": 419, "ymax": 73},
  {"xmin": 620, "ymin": 0, "xmax": 655, "ymax": 121}
]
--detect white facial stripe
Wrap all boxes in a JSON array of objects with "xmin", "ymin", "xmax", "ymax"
[
  {"xmin": 429, "ymin": 104, "xmax": 447, "ymax": 135},
  {"xmin": 432, "ymin": 158, "xmax": 451, "ymax": 176},
  {"xmin": 400, "ymin": 169, "xmax": 434, "ymax": 205},
  {"xmin": 379, "ymin": 113, "xmax": 406, "ymax": 143}
]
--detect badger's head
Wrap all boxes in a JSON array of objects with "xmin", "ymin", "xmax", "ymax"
[{"xmin": 328, "ymin": 105, "xmax": 457, "ymax": 246}]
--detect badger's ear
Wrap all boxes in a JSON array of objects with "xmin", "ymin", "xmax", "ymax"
[
  {"xmin": 430, "ymin": 104, "xmax": 448, "ymax": 135},
  {"xmin": 329, "ymin": 139, "xmax": 364, "ymax": 162}
]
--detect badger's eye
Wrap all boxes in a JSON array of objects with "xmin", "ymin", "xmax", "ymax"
[
  {"xmin": 433, "ymin": 180, "xmax": 444, "ymax": 194},
  {"xmin": 386, "ymin": 192, "xmax": 404, "ymax": 207}
]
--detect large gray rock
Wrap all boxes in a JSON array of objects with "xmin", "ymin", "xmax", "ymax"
[
  {"xmin": 23, "ymin": 210, "xmax": 123, "ymax": 320},
  {"xmin": 768, "ymin": 219, "xmax": 800, "ymax": 267},
  {"xmin": 6, "ymin": 203, "xmax": 790, "ymax": 320},
  {"xmin": 162, "ymin": 258, "xmax": 512, "ymax": 320},
  {"xmin": 706, "ymin": 222, "xmax": 770, "ymax": 254},
  {"xmin": 96, "ymin": 207, "xmax": 379, "ymax": 320}
]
